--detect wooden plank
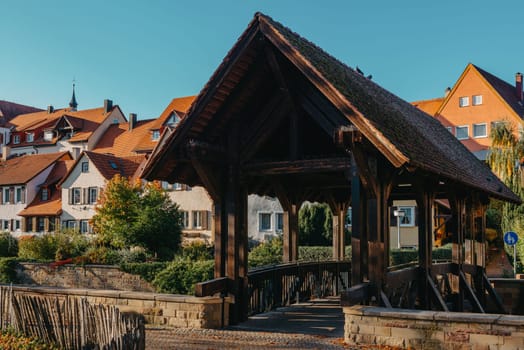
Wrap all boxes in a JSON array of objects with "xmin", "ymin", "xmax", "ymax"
[
  {"xmin": 459, "ymin": 271, "xmax": 485, "ymax": 313},
  {"xmin": 427, "ymin": 274, "xmax": 449, "ymax": 311},
  {"xmin": 194, "ymin": 277, "xmax": 229, "ymax": 297},
  {"xmin": 340, "ymin": 282, "xmax": 370, "ymax": 306},
  {"xmin": 380, "ymin": 290, "xmax": 392, "ymax": 308},
  {"xmin": 483, "ymin": 273, "xmax": 505, "ymax": 313},
  {"xmin": 243, "ymin": 157, "xmax": 351, "ymax": 175}
]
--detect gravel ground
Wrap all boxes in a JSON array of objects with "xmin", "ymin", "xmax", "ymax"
[{"xmin": 145, "ymin": 326, "xmax": 353, "ymax": 349}]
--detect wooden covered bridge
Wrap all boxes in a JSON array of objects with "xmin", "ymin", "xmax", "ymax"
[{"xmin": 142, "ymin": 13, "xmax": 520, "ymax": 323}]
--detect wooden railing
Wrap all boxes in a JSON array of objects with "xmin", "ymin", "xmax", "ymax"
[{"xmin": 246, "ymin": 260, "xmax": 350, "ymax": 315}]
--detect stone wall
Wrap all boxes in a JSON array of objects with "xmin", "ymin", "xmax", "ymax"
[
  {"xmin": 16, "ymin": 263, "xmax": 154, "ymax": 292},
  {"xmin": 490, "ymin": 278, "xmax": 524, "ymax": 314},
  {"xmin": 345, "ymin": 305, "xmax": 524, "ymax": 349},
  {"xmin": 4, "ymin": 284, "xmax": 232, "ymax": 329}
]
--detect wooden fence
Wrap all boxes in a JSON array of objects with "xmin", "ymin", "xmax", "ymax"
[{"xmin": 0, "ymin": 286, "xmax": 145, "ymax": 350}]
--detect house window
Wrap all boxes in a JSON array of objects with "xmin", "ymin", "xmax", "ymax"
[
  {"xmin": 472, "ymin": 95, "xmax": 483, "ymax": 105},
  {"xmin": 167, "ymin": 113, "xmax": 180, "ymax": 126},
  {"xmin": 192, "ymin": 211, "xmax": 202, "ymax": 229},
  {"xmin": 173, "ymin": 183, "xmax": 183, "ymax": 190},
  {"xmin": 3, "ymin": 220, "xmax": 8, "ymax": 231},
  {"xmin": 41, "ymin": 188, "xmax": 49, "ymax": 201},
  {"xmin": 26, "ymin": 133, "xmax": 34, "ymax": 142},
  {"xmin": 259, "ymin": 213, "xmax": 272, "ymax": 231},
  {"xmin": 43, "ymin": 131, "xmax": 54, "ymax": 141},
  {"xmin": 15, "ymin": 187, "xmax": 24, "ymax": 203},
  {"xmin": 67, "ymin": 220, "xmax": 78, "ymax": 231},
  {"xmin": 26, "ymin": 218, "xmax": 33, "ymax": 232},
  {"xmin": 88, "ymin": 187, "xmax": 98, "ymax": 204},
  {"xmin": 456, "ymin": 126, "xmax": 469, "ymax": 140},
  {"xmin": 398, "ymin": 206, "xmax": 415, "ymax": 227},
  {"xmin": 13, "ymin": 135, "xmax": 20, "ymax": 144},
  {"xmin": 161, "ymin": 181, "xmax": 170, "ymax": 190},
  {"xmin": 37, "ymin": 218, "xmax": 45, "ymax": 232},
  {"xmin": 473, "ymin": 123, "xmax": 487, "ymax": 138},
  {"xmin": 275, "ymin": 213, "xmax": 283, "ymax": 232},
  {"xmin": 445, "ymin": 126, "xmax": 453, "ymax": 133},
  {"xmin": 48, "ymin": 218, "xmax": 55, "ymax": 232},
  {"xmin": 14, "ymin": 220, "xmax": 20, "ymax": 231},
  {"xmin": 3, "ymin": 188, "xmax": 9, "ymax": 204},
  {"xmin": 182, "ymin": 211, "xmax": 189, "ymax": 228},
  {"xmin": 71, "ymin": 188, "xmax": 81, "ymax": 204},
  {"xmin": 151, "ymin": 130, "xmax": 160, "ymax": 141},
  {"xmin": 459, "ymin": 96, "xmax": 469, "ymax": 107},
  {"xmin": 81, "ymin": 162, "xmax": 89, "ymax": 173},
  {"xmin": 80, "ymin": 220, "xmax": 90, "ymax": 234}
]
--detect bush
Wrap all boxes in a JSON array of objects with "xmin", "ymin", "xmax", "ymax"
[
  {"xmin": 0, "ymin": 232, "xmax": 18, "ymax": 257},
  {"xmin": 298, "ymin": 246, "xmax": 351, "ymax": 261},
  {"xmin": 17, "ymin": 231, "xmax": 90, "ymax": 262},
  {"xmin": 248, "ymin": 236, "xmax": 283, "ymax": 268},
  {"xmin": 390, "ymin": 244, "xmax": 452, "ymax": 266},
  {"xmin": 152, "ymin": 258, "xmax": 214, "ymax": 294},
  {"xmin": 120, "ymin": 262, "xmax": 168, "ymax": 282},
  {"xmin": 181, "ymin": 241, "xmax": 213, "ymax": 261},
  {"xmin": 0, "ymin": 258, "xmax": 18, "ymax": 283}
]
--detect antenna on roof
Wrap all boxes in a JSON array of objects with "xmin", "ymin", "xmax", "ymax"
[{"xmin": 69, "ymin": 79, "xmax": 78, "ymax": 111}]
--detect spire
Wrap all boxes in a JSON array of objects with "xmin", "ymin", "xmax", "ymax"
[{"xmin": 69, "ymin": 82, "xmax": 78, "ymax": 111}]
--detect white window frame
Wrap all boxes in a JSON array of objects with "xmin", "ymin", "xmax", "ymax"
[
  {"xmin": 182, "ymin": 211, "xmax": 189, "ymax": 228},
  {"xmin": 459, "ymin": 96, "xmax": 469, "ymax": 107},
  {"xmin": 398, "ymin": 206, "xmax": 415, "ymax": 227},
  {"xmin": 456, "ymin": 125, "xmax": 469, "ymax": 140},
  {"xmin": 72, "ymin": 188, "xmax": 81, "ymax": 205},
  {"xmin": 3, "ymin": 188, "xmax": 9, "ymax": 204},
  {"xmin": 88, "ymin": 187, "xmax": 98, "ymax": 204},
  {"xmin": 14, "ymin": 220, "xmax": 20, "ymax": 231},
  {"xmin": 192, "ymin": 211, "xmax": 202, "ymax": 229},
  {"xmin": 41, "ymin": 188, "xmax": 49, "ymax": 201},
  {"xmin": 26, "ymin": 133, "xmax": 34, "ymax": 142},
  {"xmin": 80, "ymin": 220, "xmax": 90, "ymax": 234},
  {"xmin": 258, "ymin": 212, "xmax": 272, "ymax": 232},
  {"xmin": 445, "ymin": 126, "xmax": 453, "ymax": 133},
  {"xmin": 3, "ymin": 220, "xmax": 9, "ymax": 231},
  {"xmin": 275, "ymin": 212, "xmax": 284, "ymax": 232},
  {"xmin": 152, "ymin": 130, "xmax": 160, "ymax": 141},
  {"xmin": 43, "ymin": 131, "xmax": 54, "ymax": 142},
  {"xmin": 473, "ymin": 123, "xmax": 487, "ymax": 138},
  {"xmin": 173, "ymin": 183, "xmax": 183, "ymax": 191},
  {"xmin": 37, "ymin": 217, "xmax": 45, "ymax": 232},
  {"xmin": 472, "ymin": 95, "xmax": 483, "ymax": 106},
  {"xmin": 13, "ymin": 135, "xmax": 20, "ymax": 144},
  {"xmin": 81, "ymin": 162, "xmax": 89, "ymax": 173},
  {"xmin": 67, "ymin": 220, "xmax": 78, "ymax": 230},
  {"xmin": 15, "ymin": 187, "xmax": 22, "ymax": 203}
]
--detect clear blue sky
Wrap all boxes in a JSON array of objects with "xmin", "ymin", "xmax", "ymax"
[{"xmin": 2, "ymin": 0, "xmax": 524, "ymax": 119}]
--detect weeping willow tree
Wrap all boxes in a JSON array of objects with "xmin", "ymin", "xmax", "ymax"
[{"xmin": 487, "ymin": 122, "xmax": 524, "ymax": 272}]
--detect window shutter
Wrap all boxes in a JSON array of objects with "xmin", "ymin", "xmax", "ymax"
[
  {"xmin": 0, "ymin": 188, "xmax": 3, "ymax": 205},
  {"xmin": 68, "ymin": 189, "xmax": 73, "ymax": 205},
  {"xmin": 9, "ymin": 188, "xmax": 13, "ymax": 204},
  {"xmin": 21, "ymin": 187, "xmax": 26, "ymax": 204},
  {"xmin": 414, "ymin": 207, "xmax": 418, "ymax": 226},
  {"xmin": 83, "ymin": 188, "xmax": 88, "ymax": 204},
  {"xmin": 202, "ymin": 211, "xmax": 209, "ymax": 230}
]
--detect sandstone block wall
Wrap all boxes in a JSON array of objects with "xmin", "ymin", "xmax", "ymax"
[
  {"xmin": 4, "ymin": 284, "xmax": 232, "ymax": 329},
  {"xmin": 345, "ymin": 305, "xmax": 524, "ymax": 350},
  {"xmin": 16, "ymin": 263, "xmax": 154, "ymax": 292}
]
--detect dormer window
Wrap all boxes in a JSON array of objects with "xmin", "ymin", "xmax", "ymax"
[
  {"xmin": 167, "ymin": 112, "xmax": 180, "ymax": 127},
  {"xmin": 41, "ymin": 188, "xmax": 49, "ymax": 201},
  {"xmin": 44, "ymin": 131, "xmax": 54, "ymax": 141},
  {"xmin": 152, "ymin": 130, "xmax": 160, "ymax": 141},
  {"xmin": 13, "ymin": 135, "xmax": 20, "ymax": 144},
  {"xmin": 26, "ymin": 133, "xmax": 34, "ymax": 142},
  {"xmin": 81, "ymin": 162, "xmax": 89, "ymax": 173}
]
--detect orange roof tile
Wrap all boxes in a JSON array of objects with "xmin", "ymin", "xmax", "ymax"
[
  {"xmin": 0, "ymin": 100, "xmax": 42, "ymax": 125},
  {"xmin": 411, "ymin": 97, "xmax": 444, "ymax": 116},
  {"xmin": 85, "ymin": 151, "xmax": 145, "ymax": 180},
  {"xmin": 18, "ymin": 159, "xmax": 74, "ymax": 217},
  {"xmin": 93, "ymin": 119, "xmax": 156, "ymax": 157},
  {"xmin": 133, "ymin": 96, "xmax": 196, "ymax": 153},
  {"xmin": 0, "ymin": 152, "xmax": 71, "ymax": 185}
]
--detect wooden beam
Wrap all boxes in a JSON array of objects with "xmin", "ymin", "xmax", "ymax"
[
  {"xmin": 459, "ymin": 271, "xmax": 485, "ymax": 313},
  {"xmin": 380, "ymin": 290, "xmax": 392, "ymax": 308},
  {"xmin": 190, "ymin": 158, "xmax": 222, "ymax": 202},
  {"xmin": 243, "ymin": 157, "xmax": 351, "ymax": 176},
  {"xmin": 340, "ymin": 282, "xmax": 370, "ymax": 306},
  {"xmin": 194, "ymin": 277, "xmax": 229, "ymax": 297},
  {"xmin": 483, "ymin": 273, "xmax": 505, "ymax": 313},
  {"xmin": 427, "ymin": 274, "xmax": 449, "ymax": 311}
]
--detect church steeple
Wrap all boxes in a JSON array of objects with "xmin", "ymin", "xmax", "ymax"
[{"xmin": 69, "ymin": 83, "xmax": 78, "ymax": 111}]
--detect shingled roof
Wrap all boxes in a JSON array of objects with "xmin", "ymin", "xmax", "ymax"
[
  {"xmin": 0, "ymin": 100, "xmax": 42, "ymax": 126},
  {"xmin": 143, "ymin": 12, "xmax": 520, "ymax": 203},
  {"xmin": 0, "ymin": 152, "xmax": 71, "ymax": 185}
]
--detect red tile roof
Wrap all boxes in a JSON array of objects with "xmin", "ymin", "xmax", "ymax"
[
  {"xmin": 0, "ymin": 101, "xmax": 42, "ymax": 126},
  {"xmin": 0, "ymin": 152, "xmax": 71, "ymax": 185},
  {"xmin": 411, "ymin": 98, "xmax": 445, "ymax": 116},
  {"xmin": 18, "ymin": 159, "xmax": 74, "ymax": 217},
  {"xmin": 93, "ymin": 119, "xmax": 156, "ymax": 157},
  {"xmin": 133, "ymin": 96, "xmax": 196, "ymax": 153},
  {"xmin": 84, "ymin": 151, "xmax": 145, "ymax": 180}
]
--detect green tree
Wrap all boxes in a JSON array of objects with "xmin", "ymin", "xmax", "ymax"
[
  {"xmin": 487, "ymin": 122, "xmax": 524, "ymax": 271},
  {"xmin": 91, "ymin": 175, "xmax": 183, "ymax": 260},
  {"xmin": 298, "ymin": 203, "xmax": 332, "ymax": 246}
]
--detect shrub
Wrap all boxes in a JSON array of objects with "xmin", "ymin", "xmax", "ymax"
[
  {"xmin": 0, "ymin": 232, "xmax": 18, "ymax": 257},
  {"xmin": 181, "ymin": 241, "xmax": 213, "ymax": 261},
  {"xmin": 120, "ymin": 262, "xmax": 168, "ymax": 283},
  {"xmin": 390, "ymin": 244, "xmax": 452, "ymax": 266},
  {"xmin": 0, "ymin": 258, "xmax": 18, "ymax": 283},
  {"xmin": 248, "ymin": 236, "xmax": 282, "ymax": 268},
  {"xmin": 17, "ymin": 231, "xmax": 90, "ymax": 262},
  {"xmin": 0, "ymin": 328, "xmax": 59, "ymax": 349},
  {"xmin": 82, "ymin": 246, "xmax": 122, "ymax": 265},
  {"xmin": 298, "ymin": 246, "xmax": 352, "ymax": 261},
  {"xmin": 152, "ymin": 258, "xmax": 214, "ymax": 294}
]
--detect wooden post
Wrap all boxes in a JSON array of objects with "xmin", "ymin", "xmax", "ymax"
[
  {"xmin": 350, "ymin": 154, "xmax": 365, "ymax": 286},
  {"xmin": 332, "ymin": 204, "xmax": 347, "ymax": 261},
  {"xmin": 213, "ymin": 202, "xmax": 226, "ymax": 278},
  {"xmin": 449, "ymin": 192, "xmax": 466, "ymax": 311},
  {"xmin": 416, "ymin": 183, "xmax": 435, "ymax": 309},
  {"xmin": 282, "ymin": 202, "xmax": 299, "ymax": 262}
]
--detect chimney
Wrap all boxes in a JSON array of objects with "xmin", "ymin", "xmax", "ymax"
[
  {"xmin": 129, "ymin": 113, "xmax": 137, "ymax": 131},
  {"xmin": 47, "ymin": 105, "xmax": 54, "ymax": 113},
  {"xmin": 2, "ymin": 146, "xmax": 10, "ymax": 162},
  {"xmin": 444, "ymin": 87, "xmax": 452, "ymax": 97},
  {"xmin": 516, "ymin": 73, "xmax": 523, "ymax": 102},
  {"xmin": 104, "ymin": 99, "xmax": 113, "ymax": 113}
]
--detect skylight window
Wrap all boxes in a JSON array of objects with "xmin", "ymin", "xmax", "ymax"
[{"xmin": 109, "ymin": 161, "xmax": 118, "ymax": 169}]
